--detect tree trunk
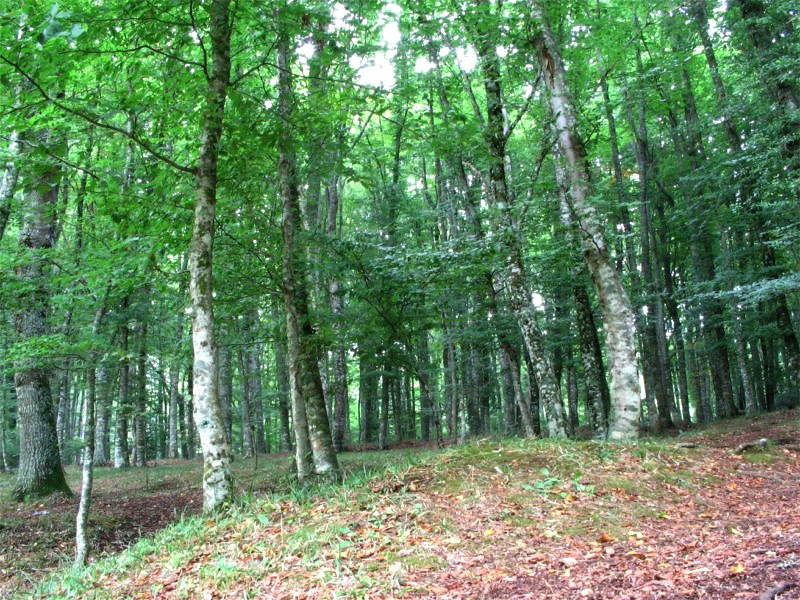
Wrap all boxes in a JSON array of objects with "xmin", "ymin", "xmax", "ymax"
[
  {"xmin": 134, "ymin": 320, "xmax": 147, "ymax": 467},
  {"xmin": 167, "ymin": 362, "xmax": 181, "ymax": 459},
  {"xmin": 326, "ymin": 178, "xmax": 349, "ymax": 452},
  {"xmin": 218, "ymin": 337, "xmax": 233, "ymax": 446},
  {"xmin": 188, "ymin": 0, "xmax": 234, "ymax": 511},
  {"xmin": 379, "ymin": 361, "xmax": 391, "ymax": 449},
  {"xmin": 114, "ymin": 310, "xmax": 130, "ymax": 469},
  {"xmin": 471, "ymin": 8, "xmax": 566, "ymax": 437},
  {"xmin": 573, "ymin": 285, "xmax": 609, "ymax": 438},
  {"xmin": 238, "ymin": 348, "xmax": 255, "ymax": 459},
  {"xmin": 274, "ymin": 319, "xmax": 293, "ymax": 453},
  {"xmin": 278, "ymin": 33, "xmax": 339, "ymax": 480},
  {"xmin": 12, "ymin": 126, "xmax": 71, "ymax": 501},
  {"xmin": 532, "ymin": 6, "xmax": 641, "ymax": 440},
  {"xmin": 75, "ymin": 305, "xmax": 107, "ymax": 566}
]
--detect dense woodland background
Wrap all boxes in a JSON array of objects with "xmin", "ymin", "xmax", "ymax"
[{"xmin": 0, "ymin": 0, "xmax": 798, "ymax": 508}]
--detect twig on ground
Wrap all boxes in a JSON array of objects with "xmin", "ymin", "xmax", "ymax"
[{"xmin": 758, "ymin": 581, "xmax": 796, "ymax": 600}]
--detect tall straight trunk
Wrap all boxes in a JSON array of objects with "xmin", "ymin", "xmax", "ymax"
[
  {"xmin": 218, "ymin": 338, "xmax": 233, "ymax": 445},
  {"xmin": 75, "ymin": 305, "xmax": 106, "ymax": 565},
  {"xmin": 274, "ymin": 319, "xmax": 293, "ymax": 453},
  {"xmin": 417, "ymin": 334, "xmax": 434, "ymax": 442},
  {"xmin": 238, "ymin": 348, "xmax": 255, "ymax": 459},
  {"xmin": 379, "ymin": 362, "xmax": 391, "ymax": 449},
  {"xmin": 188, "ymin": 0, "xmax": 234, "ymax": 510},
  {"xmin": 12, "ymin": 126, "xmax": 71, "ymax": 501},
  {"xmin": 624, "ymin": 64, "xmax": 673, "ymax": 431},
  {"xmin": 278, "ymin": 33, "xmax": 339, "ymax": 480},
  {"xmin": 326, "ymin": 178, "xmax": 349, "ymax": 452},
  {"xmin": 565, "ymin": 353, "xmax": 579, "ymax": 436},
  {"xmin": 532, "ymin": 6, "xmax": 641, "ymax": 440},
  {"xmin": 56, "ymin": 360, "xmax": 73, "ymax": 456},
  {"xmin": 243, "ymin": 309, "xmax": 266, "ymax": 454},
  {"xmin": 114, "ymin": 316, "xmax": 131, "ymax": 469},
  {"xmin": 93, "ymin": 362, "xmax": 110, "ymax": 463},
  {"xmin": 358, "ymin": 352, "xmax": 379, "ymax": 444},
  {"xmin": 472, "ymin": 9, "xmax": 566, "ymax": 437},
  {"xmin": 675, "ymin": 47, "xmax": 736, "ymax": 420},
  {"xmin": 167, "ymin": 363, "xmax": 181, "ymax": 459},
  {"xmin": 442, "ymin": 333, "xmax": 459, "ymax": 441},
  {"xmin": 499, "ymin": 349, "xmax": 518, "ymax": 435},
  {"xmin": 133, "ymin": 320, "xmax": 147, "ymax": 467},
  {"xmin": 693, "ymin": 0, "xmax": 800, "ymax": 396}
]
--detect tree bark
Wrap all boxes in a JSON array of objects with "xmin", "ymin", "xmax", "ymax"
[
  {"xmin": 278, "ymin": 32, "xmax": 339, "ymax": 480},
  {"xmin": 188, "ymin": 0, "xmax": 234, "ymax": 511},
  {"xmin": 532, "ymin": 6, "xmax": 641, "ymax": 440},
  {"xmin": 114, "ymin": 305, "xmax": 130, "ymax": 469},
  {"xmin": 12, "ymin": 126, "xmax": 71, "ymax": 501},
  {"xmin": 471, "ymin": 5, "xmax": 566, "ymax": 437},
  {"xmin": 75, "ymin": 305, "xmax": 106, "ymax": 566}
]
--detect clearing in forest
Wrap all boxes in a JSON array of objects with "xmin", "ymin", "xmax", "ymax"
[{"xmin": 1, "ymin": 410, "xmax": 799, "ymax": 599}]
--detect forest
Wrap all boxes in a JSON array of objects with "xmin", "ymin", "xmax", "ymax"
[{"xmin": 0, "ymin": 0, "xmax": 799, "ymax": 594}]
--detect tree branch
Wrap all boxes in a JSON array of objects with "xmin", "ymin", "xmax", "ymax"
[{"xmin": 0, "ymin": 54, "xmax": 197, "ymax": 175}]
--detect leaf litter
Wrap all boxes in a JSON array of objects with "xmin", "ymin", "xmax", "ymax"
[{"xmin": 3, "ymin": 410, "xmax": 799, "ymax": 599}]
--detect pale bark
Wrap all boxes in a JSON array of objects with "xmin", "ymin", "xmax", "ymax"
[
  {"xmin": 93, "ymin": 363, "xmax": 110, "ymax": 463},
  {"xmin": 188, "ymin": 0, "xmax": 233, "ymax": 511},
  {"xmin": 75, "ymin": 305, "xmax": 106, "ymax": 566},
  {"xmin": 532, "ymin": 7, "xmax": 641, "ymax": 440},
  {"xmin": 133, "ymin": 320, "xmax": 147, "ymax": 467},
  {"xmin": 114, "ymin": 315, "xmax": 130, "ymax": 469},
  {"xmin": 326, "ymin": 179, "xmax": 349, "ymax": 452}
]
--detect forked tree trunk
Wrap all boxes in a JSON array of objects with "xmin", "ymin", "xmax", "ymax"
[
  {"xmin": 278, "ymin": 33, "xmax": 339, "ymax": 481},
  {"xmin": 188, "ymin": 0, "xmax": 233, "ymax": 511},
  {"xmin": 471, "ymin": 8, "xmax": 566, "ymax": 437},
  {"xmin": 532, "ymin": 5, "xmax": 641, "ymax": 440}
]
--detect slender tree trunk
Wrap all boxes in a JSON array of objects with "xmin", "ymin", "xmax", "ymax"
[
  {"xmin": 75, "ymin": 305, "xmax": 106, "ymax": 566},
  {"xmin": 532, "ymin": 6, "xmax": 641, "ymax": 440},
  {"xmin": 624, "ymin": 68, "xmax": 673, "ymax": 431},
  {"xmin": 379, "ymin": 361, "xmax": 391, "ymax": 449},
  {"xmin": 243, "ymin": 309, "xmax": 266, "ymax": 454},
  {"xmin": 114, "ymin": 314, "xmax": 130, "ymax": 469},
  {"xmin": 168, "ymin": 362, "xmax": 181, "ymax": 459},
  {"xmin": 93, "ymin": 363, "xmax": 111, "ymax": 464},
  {"xmin": 326, "ymin": 178, "xmax": 349, "ymax": 452},
  {"xmin": 134, "ymin": 320, "xmax": 147, "ymax": 467},
  {"xmin": 238, "ymin": 348, "xmax": 255, "ymax": 459},
  {"xmin": 218, "ymin": 338, "xmax": 233, "ymax": 446},
  {"xmin": 274, "ymin": 320, "xmax": 293, "ymax": 453},
  {"xmin": 188, "ymin": 0, "xmax": 234, "ymax": 510}
]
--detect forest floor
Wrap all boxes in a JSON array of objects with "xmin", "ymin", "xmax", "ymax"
[{"xmin": 1, "ymin": 410, "xmax": 799, "ymax": 599}]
